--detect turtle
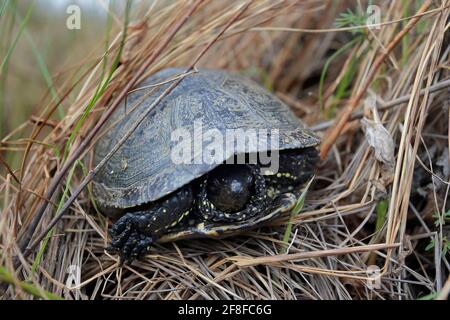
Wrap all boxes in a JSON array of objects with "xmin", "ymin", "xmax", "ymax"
[{"xmin": 92, "ymin": 68, "xmax": 320, "ymax": 263}]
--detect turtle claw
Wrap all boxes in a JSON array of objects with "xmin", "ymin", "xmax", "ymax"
[{"xmin": 107, "ymin": 213, "xmax": 153, "ymax": 264}]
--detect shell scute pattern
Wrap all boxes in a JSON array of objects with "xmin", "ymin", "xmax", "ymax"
[{"xmin": 93, "ymin": 68, "xmax": 320, "ymax": 213}]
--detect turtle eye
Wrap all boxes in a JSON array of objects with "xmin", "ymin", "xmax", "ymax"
[{"xmin": 206, "ymin": 165, "xmax": 254, "ymax": 213}]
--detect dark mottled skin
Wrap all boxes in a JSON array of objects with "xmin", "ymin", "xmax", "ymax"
[
  {"xmin": 108, "ymin": 186, "xmax": 193, "ymax": 262},
  {"xmin": 197, "ymin": 164, "xmax": 268, "ymax": 223},
  {"xmin": 205, "ymin": 165, "xmax": 254, "ymax": 213},
  {"xmin": 107, "ymin": 147, "xmax": 318, "ymax": 263},
  {"xmin": 264, "ymin": 147, "xmax": 319, "ymax": 195}
]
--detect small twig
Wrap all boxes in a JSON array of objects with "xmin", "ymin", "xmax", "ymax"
[
  {"xmin": 230, "ymin": 243, "xmax": 401, "ymax": 267},
  {"xmin": 319, "ymin": 0, "xmax": 433, "ymax": 160},
  {"xmin": 311, "ymin": 77, "xmax": 450, "ymax": 131},
  {"xmin": 0, "ymin": 154, "xmax": 20, "ymax": 184},
  {"xmin": 127, "ymin": 69, "xmax": 199, "ymax": 95}
]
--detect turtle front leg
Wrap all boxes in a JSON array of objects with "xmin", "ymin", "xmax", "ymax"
[
  {"xmin": 107, "ymin": 212, "xmax": 155, "ymax": 263},
  {"xmin": 107, "ymin": 186, "xmax": 194, "ymax": 263}
]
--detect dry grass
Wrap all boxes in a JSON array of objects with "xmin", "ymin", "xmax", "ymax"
[{"xmin": 1, "ymin": 0, "xmax": 450, "ymax": 300}]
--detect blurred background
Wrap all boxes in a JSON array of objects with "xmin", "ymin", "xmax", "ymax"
[{"xmin": 0, "ymin": 0, "xmax": 132, "ymax": 139}]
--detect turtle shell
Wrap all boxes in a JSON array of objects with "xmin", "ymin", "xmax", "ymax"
[{"xmin": 92, "ymin": 68, "xmax": 320, "ymax": 212}]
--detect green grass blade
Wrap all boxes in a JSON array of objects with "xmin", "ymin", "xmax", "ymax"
[
  {"xmin": 418, "ymin": 292, "xmax": 439, "ymax": 300},
  {"xmin": 282, "ymin": 177, "xmax": 315, "ymax": 250},
  {"xmin": 0, "ymin": 265, "xmax": 63, "ymax": 300},
  {"xmin": 7, "ymin": 3, "xmax": 65, "ymax": 119},
  {"xmin": 24, "ymin": 29, "xmax": 63, "ymax": 118},
  {"xmin": 0, "ymin": 0, "xmax": 35, "ymax": 74},
  {"xmin": 318, "ymin": 37, "xmax": 359, "ymax": 111},
  {"xmin": 375, "ymin": 198, "xmax": 388, "ymax": 232}
]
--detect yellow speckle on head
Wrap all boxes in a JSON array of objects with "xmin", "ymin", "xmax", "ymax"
[
  {"xmin": 177, "ymin": 210, "xmax": 190, "ymax": 222},
  {"xmin": 170, "ymin": 220, "xmax": 178, "ymax": 227},
  {"xmin": 206, "ymin": 230, "xmax": 219, "ymax": 237}
]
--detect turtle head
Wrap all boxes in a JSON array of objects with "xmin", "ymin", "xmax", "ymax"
[
  {"xmin": 205, "ymin": 165, "xmax": 255, "ymax": 214},
  {"xmin": 197, "ymin": 164, "xmax": 269, "ymax": 223}
]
